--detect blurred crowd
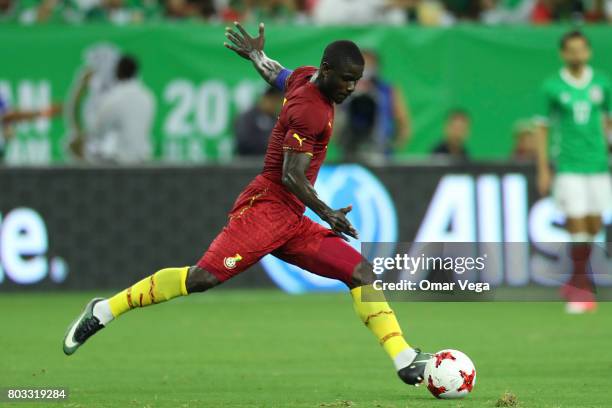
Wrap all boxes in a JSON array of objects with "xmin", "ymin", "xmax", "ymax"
[
  {"xmin": 1, "ymin": 0, "xmax": 611, "ymax": 25},
  {"xmin": 0, "ymin": 43, "xmax": 541, "ymax": 165},
  {"xmin": 234, "ymin": 49, "xmax": 541, "ymax": 165}
]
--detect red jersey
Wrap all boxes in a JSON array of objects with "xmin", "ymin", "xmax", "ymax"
[
  {"xmin": 260, "ymin": 66, "xmax": 334, "ymax": 213},
  {"xmin": 198, "ymin": 70, "xmax": 361, "ymax": 284}
]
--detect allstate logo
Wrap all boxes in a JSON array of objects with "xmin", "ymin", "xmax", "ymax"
[{"xmin": 261, "ymin": 164, "xmax": 398, "ymax": 293}]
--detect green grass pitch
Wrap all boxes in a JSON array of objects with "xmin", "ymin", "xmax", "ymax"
[{"xmin": 1, "ymin": 291, "xmax": 611, "ymax": 408}]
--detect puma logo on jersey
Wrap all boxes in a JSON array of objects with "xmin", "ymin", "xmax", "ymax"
[
  {"xmin": 293, "ymin": 133, "xmax": 306, "ymax": 147},
  {"xmin": 283, "ymin": 98, "xmax": 287, "ymax": 106},
  {"xmin": 328, "ymin": 121, "xmax": 332, "ymax": 128},
  {"xmin": 224, "ymin": 253, "xmax": 243, "ymax": 270}
]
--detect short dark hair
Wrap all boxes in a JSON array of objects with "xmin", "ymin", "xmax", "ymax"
[
  {"xmin": 321, "ymin": 40, "xmax": 364, "ymax": 70},
  {"xmin": 116, "ymin": 55, "xmax": 138, "ymax": 80},
  {"xmin": 560, "ymin": 30, "xmax": 590, "ymax": 50},
  {"xmin": 447, "ymin": 108, "xmax": 470, "ymax": 121}
]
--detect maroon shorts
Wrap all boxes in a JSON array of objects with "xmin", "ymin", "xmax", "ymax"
[{"xmin": 196, "ymin": 175, "xmax": 363, "ymax": 285}]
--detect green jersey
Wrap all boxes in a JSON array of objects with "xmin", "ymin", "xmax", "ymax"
[{"xmin": 538, "ymin": 66, "xmax": 611, "ymax": 173}]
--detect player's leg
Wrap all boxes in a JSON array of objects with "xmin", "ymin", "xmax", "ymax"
[
  {"xmin": 555, "ymin": 174, "xmax": 597, "ymax": 312},
  {"xmin": 97, "ymin": 265, "xmax": 222, "ymax": 324},
  {"xmin": 584, "ymin": 215, "xmax": 602, "ymax": 236},
  {"xmin": 349, "ymin": 260, "xmax": 431, "ymax": 385},
  {"xmin": 585, "ymin": 173, "xmax": 612, "ymax": 238},
  {"xmin": 97, "ymin": 249, "xmax": 260, "ymax": 325},
  {"xmin": 567, "ymin": 173, "xmax": 612, "ymax": 312},
  {"xmin": 63, "ymin": 191, "xmax": 292, "ymax": 355},
  {"xmin": 564, "ymin": 217, "xmax": 595, "ymax": 292},
  {"xmin": 62, "ymin": 265, "xmax": 221, "ymax": 355},
  {"xmin": 274, "ymin": 221, "xmax": 429, "ymax": 385}
]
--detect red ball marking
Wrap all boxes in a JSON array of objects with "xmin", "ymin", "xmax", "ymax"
[
  {"xmin": 427, "ymin": 375, "xmax": 447, "ymax": 399},
  {"xmin": 434, "ymin": 351, "xmax": 456, "ymax": 368},
  {"xmin": 457, "ymin": 369, "xmax": 476, "ymax": 392}
]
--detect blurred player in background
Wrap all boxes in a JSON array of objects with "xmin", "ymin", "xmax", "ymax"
[
  {"xmin": 66, "ymin": 43, "xmax": 119, "ymax": 160},
  {"xmin": 63, "ymin": 22, "xmax": 432, "ymax": 389},
  {"xmin": 337, "ymin": 49, "xmax": 411, "ymax": 163},
  {"xmin": 68, "ymin": 50, "xmax": 155, "ymax": 164},
  {"xmin": 234, "ymin": 86, "xmax": 284, "ymax": 157},
  {"xmin": 535, "ymin": 30, "xmax": 612, "ymax": 314},
  {"xmin": 432, "ymin": 108, "xmax": 471, "ymax": 161},
  {"xmin": 511, "ymin": 119, "xmax": 538, "ymax": 162}
]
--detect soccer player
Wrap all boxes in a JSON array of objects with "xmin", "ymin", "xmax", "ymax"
[
  {"xmin": 62, "ymin": 22, "xmax": 431, "ymax": 387},
  {"xmin": 535, "ymin": 30, "xmax": 612, "ymax": 314},
  {"xmin": 66, "ymin": 44, "xmax": 120, "ymax": 159}
]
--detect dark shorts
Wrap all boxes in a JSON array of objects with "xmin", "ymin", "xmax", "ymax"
[{"xmin": 196, "ymin": 175, "xmax": 363, "ymax": 285}]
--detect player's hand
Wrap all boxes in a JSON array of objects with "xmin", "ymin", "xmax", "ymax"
[
  {"xmin": 224, "ymin": 21, "xmax": 265, "ymax": 60},
  {"xmin": 537, "ymin": 167, "xmax": 552, "ymax": 196},
  {"xmin": 323, "ymin": 205, "xmax": 359, "ymax": 241},
  {"xmin": 41, "ymin": 103, "xmax": 62, "ymax": 118}
]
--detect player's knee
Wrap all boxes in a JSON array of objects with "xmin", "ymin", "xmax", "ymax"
[
  {"xmin": 349, "ymin": 261, "xmax": 376, "ymax": 289},
  {"xmin": 185, "ymin": 265, "xmax": 221, "ymax": 293},
  {"xmin": 586, "ymin": 216, "xmax": 602, "ymax": 235}
]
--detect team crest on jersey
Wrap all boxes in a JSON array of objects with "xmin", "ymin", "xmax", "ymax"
[
  {"xmin": 223, "ymin": 253, "xmax": 243, "ymax": 269},
  {"xmin": 589, "ymin": 86, "xmax": 603, "ymax": 104}
]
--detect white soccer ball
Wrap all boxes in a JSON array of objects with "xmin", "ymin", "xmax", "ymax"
[{"xmin": 424, "ymin": 349, "xmax": 476, "ymax": 399}]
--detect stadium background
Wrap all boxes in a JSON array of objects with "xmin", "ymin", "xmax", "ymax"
[
  {"xmin": 1, "ymin": 8, "xmax": 612, "ymax": 408},
  {"xmin": 2, "ymin": 25, "xmax": 612, "ymax": 164}
]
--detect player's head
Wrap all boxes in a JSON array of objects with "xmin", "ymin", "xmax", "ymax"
[
  {"xmin": 444, "ymin": 109, "xmax": 470, "ymax": 144},
  {"xmin": 116, "ymin": 55, "xmax": 139, "ymax": 81},
  {"xmin": 319, "ymin": 40, "xmax": 364, "ymax": 104},
  {"xmin": 259, "ymin": 86, "xmax": 283, "ymax": 115},
  {"xmin": 560, "ymin": 30, "xmax": 591, "ymax": 70}
]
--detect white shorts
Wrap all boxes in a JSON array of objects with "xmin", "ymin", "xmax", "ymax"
[{"xmin": 553, "ymin": 173, "xmax": 612, "ymax": 218}]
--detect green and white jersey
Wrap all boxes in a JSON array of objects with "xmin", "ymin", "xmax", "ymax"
[{"xmin": 537, "ymin": 66, "xmax": 611, "ymax": 173}]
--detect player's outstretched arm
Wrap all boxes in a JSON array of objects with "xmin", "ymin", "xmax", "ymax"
[
  {"xmin": 3, "ymin": 104, "xmax": 61, "ymax": 124},
  {"xmin": 66, "ymin": 69, "xmax": 93, "ymax": 158},
  {"xmin": 282, "ymin": 151, "xmax": 358, "ymax": 241},
  {"xmin": 224, "ymin": 22, "xmax": 289, "ymax": 89}
]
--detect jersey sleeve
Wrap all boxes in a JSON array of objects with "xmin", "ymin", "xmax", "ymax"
[
  {"xmin": 282, "ymin": 99, "xmax": 324, "ymax": 156},
  {"xmin": 534, "ymin": 80, "xmax": 554, "ymax": 126}
]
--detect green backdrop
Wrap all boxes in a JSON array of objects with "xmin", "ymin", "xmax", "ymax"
[{"xmin": 1, "ymin": 24, "xmax": 611, "ymax": 164}]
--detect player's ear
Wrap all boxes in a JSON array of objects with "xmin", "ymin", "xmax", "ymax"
[{"xmin": 320, "ymin": 61, "xmax": 331, "ymax": 78}]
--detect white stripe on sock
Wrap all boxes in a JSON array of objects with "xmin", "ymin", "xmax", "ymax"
[
  {"xmin": 92, "ymin": 299, "xmax": 114, "ymax": 326},
  {"xmin": 393, "ymin": 347, "xmax": 417, "ymax": 371}
]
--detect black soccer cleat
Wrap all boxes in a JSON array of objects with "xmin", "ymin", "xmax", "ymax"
[
  {"xmin": 62, "ymin": 297, "xmax": 106, "ymax": 356},
  {"xmin": 397, "ymin": 349, "xmax": 433, "ymax": 386}
]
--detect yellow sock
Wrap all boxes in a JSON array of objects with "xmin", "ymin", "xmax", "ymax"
[
  {"xmin": 351, "ymin": 285, "xmax": 411, "ymax": 360},
  {"xmin": 108, "ymin": 267, "xmax": 189, "ymax": 318}
]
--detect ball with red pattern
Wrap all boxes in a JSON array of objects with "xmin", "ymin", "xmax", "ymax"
[{"xmin": 424, "ymin": 349, "xmax": 476, "ymax": 399}]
